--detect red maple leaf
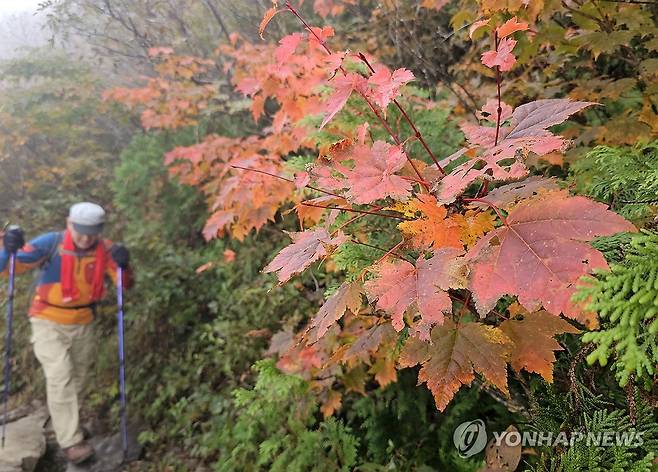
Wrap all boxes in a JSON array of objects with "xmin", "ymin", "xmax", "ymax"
[
  {"xmin": 467, "ymin": 191, "xmax": 636, "ymax": 324},
  {"xmin": 310, "ymin": 281, "xmax": 363, "ymax": 341},
  {"xmin": 477, "ymin": 98, "xmax": 513, "ymax": 123},
  {"xmin": 320, "ymin": 72, "xmax": 367, "ymax": 129},
  {"xmin": 435, "ymin": 99, "xmax": 594, "ymax": 203},
  {"xmin": 481, "ymin": 38, "xmax": 517, "ymax": 72},
  {"xmin": 275, "ymin": 33, "xmax": 304, "ymax": 63},
  {"xmin": 367, "ymin": 66, "xmax": 414, "ymax": 109},
  {"xmin": 346, "ymin": 141, "xmax": 413, "ymax": 204},
  {"xmin": 365, "ymin": 248, "xmax": 468, "ymax": 334},
  {"xmin": 263, "ymin": 228, "xmax": 348, "ymax": 283}
]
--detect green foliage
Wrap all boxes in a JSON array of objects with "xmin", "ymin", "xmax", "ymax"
[
  {"xmin": 556, "ymin": 402, "xmax": 656, "ymax": 472},
  {"xmin": 216, "ymin": 360, "xmax": 359, "ymax": 472},
  {"xmin": 347, "ymin": 369, "xmax": 512, "ymax": 471},
  {"xmin": 571, "ymin": 141, "xmax": 658, "ymax": 222},
  {"xmin": 575, "ymin": 231, "xmax": 658, "ymax": 387},
  {"xmin": 103, "ymin": 131, "xmax": 322, "ymax": 466},
  {"xmin": 112, "ymin": 130, "xmax": 206, "ymax": 243},
  {"xmin": 526, "ymin": 385, "xmax": 658, "ymax": 472},
  {"xmin": 590, "ymin": 232, "xmax": 637, "ymax": 264},
  {"xmin": 213, "ymin": 361, "xmax": 521, "ymax": 472}
]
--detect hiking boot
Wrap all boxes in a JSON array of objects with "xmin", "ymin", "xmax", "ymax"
[{"xmin": 62, "ymin": 441, "xmax": 95, "ymax": 464}]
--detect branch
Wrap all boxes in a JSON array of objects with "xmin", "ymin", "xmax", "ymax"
[
  {"xmin": 357, "ymin": 53, "xmax": 445, "ymax": 175},
  {"xmin": 331, "ymin": 205, "xmax": 384, "ymax": 235},
  {"xmin": 230, "ymin": 164, "xmax": 343, "ymax": 198},
  {"xmin": 300, "ymin": 202, "xmax": 412, "ymax": 221},
  {"xmin": 349, "ymin": 239, "xmax": 411, "ymax": 263},
  {"xmin": 371, "ymin": 240, "xmax": 407, "ymax": 266},
  {"xmin": 203, "ymin": 0, "xmax": 232, "ymax": 42},
  {"xmin": 493, "ymin": 32, "xmax": 503, "ymax": 148}
]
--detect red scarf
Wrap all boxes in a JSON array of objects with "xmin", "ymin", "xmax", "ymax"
[{"xmin": 61, "ymin": 229, "xmax": 107, "ymax": 303}]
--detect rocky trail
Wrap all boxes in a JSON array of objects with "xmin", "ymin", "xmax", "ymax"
[{"xmin": 1, "ymin": 401, "xmax": 142, "ymax": 472}]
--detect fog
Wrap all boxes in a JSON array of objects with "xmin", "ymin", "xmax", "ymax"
[{"xmin": 0, "ymin": 10, "xmax": 50, "ymax": 59}]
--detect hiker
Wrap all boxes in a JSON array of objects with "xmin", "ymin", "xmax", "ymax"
[{"xmin": 0, "ymin": 202, "xmax": 133, "ymax": 464}]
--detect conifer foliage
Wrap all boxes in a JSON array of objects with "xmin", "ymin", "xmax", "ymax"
[{"xmin": 577, "ymin": 231, "xmax": 658, "ymax": 387}]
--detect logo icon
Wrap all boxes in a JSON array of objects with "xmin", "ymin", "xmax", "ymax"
[{"xmin": 453, "ymin": 419, "xmax": 487, "ymax": 458}]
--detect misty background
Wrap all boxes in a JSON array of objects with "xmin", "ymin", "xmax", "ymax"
[{"xmin": 0, "ymin": 1, "xmax": 50, "ymax": 59}]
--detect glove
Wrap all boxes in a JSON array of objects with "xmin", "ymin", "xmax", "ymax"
[
  {"xmin": 110, "ymin": 244, "xmax": 130, "ymax": 269},
  {"xmin": 3, "ymin": 225, "xmax": 25, "ymax": 254}
]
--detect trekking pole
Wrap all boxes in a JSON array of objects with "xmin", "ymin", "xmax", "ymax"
[
  {"xmin": 1, "ymin": 252, "xmax": 16, "ymax": 448},
  {"xmin": 116, "ymin": 267, "xmax": 128, "ymax": 459}
]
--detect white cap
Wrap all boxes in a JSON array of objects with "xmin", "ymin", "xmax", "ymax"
[{"xmin": 69, "ymin": 202, "xmax": 105, "ymax": 235}]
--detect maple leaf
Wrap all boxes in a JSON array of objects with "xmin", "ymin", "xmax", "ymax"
[
  {"xmin": 340, "ymin": 322, "xmax": 397, "ymax": 366},
  {"xmin": 259, "ymin": 6, "xmax": 279, "ymax": 39},
  {"xmin": 320, "ymin": 73, "xmax": 366, "ymax": 129},
  {"xmin": 477, "ymin": 99, "xmax": 513, "ymax": 123},
  {"xmin": 266, "ymin": 328, "xmax": 295, "ymax": 356},
  {"xmin": 481, "ymin": 38, "xmax": 517, "ymax": 72},
  {"xmin": 435, "ymin": 99, "xmax": 594, "ymax": 204},
  {"xmin": 345, "ymin": 141, "xmax": 413, "ymax": 204},
  {"xmin": 275, "ymin": 33, "xmax": 303, "ymax": 63},
  {"xmin": 223, "ymin": 248, "xmax": 236, "ymax": 263},
  {"xmin": 467, "ymin": 191, "xmax": 636, "ymax": 323},
  {"xmin": 251, "ymin": 94, "xmax": 265, "ymax": 121},
  {"xmin": 310, "ymin": 281, "xmax": 363, "ymax": 341},
  {"xmin": 202, "ymin": 210, "xmax": 235, "ymax": 240},
  {"xmin": 396, "ymin": 194, "xmax": 462, "ymax": 249},
  {"xmin": 292, "ymin": 195, "xmax": 347, "ymax": 227},
  {"xmin": 500, "ymin": 309, "xmax": 579, "ymax": 382},
  {"xmin": 399, "ymin": 320, "xmax": 513, "ymax": 411},
  {"xmin": 496, "ymin": 17, "xmax": 529, "ymax": 38},
  {"xmin": 263, "ymin": 228, "xmax": 348, "ymax": 283},
  {"xmin": 468, "ymin": 176, "xmax": 559, "ymax": 210},
  {"xmin": 469, "ymin": 19, "xmax": 491, "ymax": 39},
  {"xmin": 367, "ymin": 66, "xmax": 414, "ymax": 109},
  {"xmin": 369, "ymin": 356, "xmax": 397, "ymax": 387},
  {"xmin": 460, "ymin": 123, "xmax": 497, "ymax": 147},
  {"xmin": 452, "ymin": 210, "xmax": 496, "ymax": 248},
  {"xmin": 484, "ymin": 425, "xmax": 522, "ymax": 472},
  {"xmin": 342, "ymin": 365, "xmax": 368, "ymax": 395},
  {"xmin": 320, "ymin": 390, "xmax": 342, "ymax": 417},
  {"xmin": 365, "ymin": 248, "xmax": 468, "ymax": 333}
]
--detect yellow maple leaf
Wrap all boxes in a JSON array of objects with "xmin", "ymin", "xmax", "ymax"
[{"xmin": 451, "ymin": 210, "xmax": 496, "ymax": 248}]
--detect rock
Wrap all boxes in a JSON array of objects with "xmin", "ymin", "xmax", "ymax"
[
  {"xmin": 65, "ymin": 425, "xmax": 142, "ymax": 472},
  {"xmin": 0, "ymin": 407, "xmax": 48, "ymax": 472}
]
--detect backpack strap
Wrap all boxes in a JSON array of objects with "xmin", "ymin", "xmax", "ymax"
[
  {"xmin": 29, "ymin": 232, "xmax": 62, "ymax": 298},
  {"xmin": 40, "ymin": 231, "xmax": 62, "ymax": 270}
]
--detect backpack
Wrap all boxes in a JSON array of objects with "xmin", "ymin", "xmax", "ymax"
[{"xmin": 28, "ymin": 231, "xmax": 62, "ymax": 300}]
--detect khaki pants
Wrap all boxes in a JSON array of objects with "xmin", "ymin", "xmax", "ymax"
[{"xmin": 29, "ymin": 317, "xmax": 94, "ymax": 448}]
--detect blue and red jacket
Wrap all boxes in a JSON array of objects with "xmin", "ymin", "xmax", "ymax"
[{"xmin": 0, "ymin": 231, "xmax": 133, "ymax": 325}]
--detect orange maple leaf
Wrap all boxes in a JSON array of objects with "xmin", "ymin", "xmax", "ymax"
[
  {"xmin": 399, "ymin": 320, "xmax": 513, "ymax": 411},
  {"xmin": 500, "ymin": 309, "xmax": 579, "ymax": 382},
  {"xmin": 396, "ymin": 194, "xmax": 462, "ymax": 249}
]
